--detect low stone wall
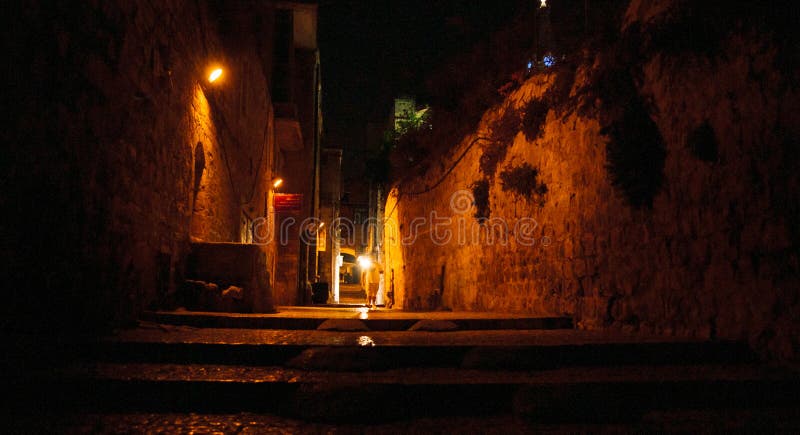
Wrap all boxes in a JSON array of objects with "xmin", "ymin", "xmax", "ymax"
[{"xmin": 186, "ymin": 242, "xmax": 274, "ymax": 313}]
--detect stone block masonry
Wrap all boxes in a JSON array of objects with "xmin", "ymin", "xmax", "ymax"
[
  {"xmin": 385, "ymin": 1, "xmax": 800, "ymax": 360},
  {"xmin": 2, "ymin": 1, "xmax": 279, "ymax": 329},
  {"xmin": 186, "ymin": 242, "xmax": 274, "ymax": 313}
]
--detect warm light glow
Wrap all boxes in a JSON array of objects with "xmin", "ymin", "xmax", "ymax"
[
  {"xmin": 193, "ymin": 86, "xmax": 211, "ymax": 120},
  {"xmin": 357, "ymin": 255, "xmax": 373, "ymax": 270},
  {"xmin": 358, "ymin": 335, "xmax": 375, "ymax": 346},
  {"xmin": 272, "ymin": 178, "xmax": 283, "ymax": 188},
  {"xmin": 208, "ymin": 68, "xmax": 223, "ymax": 83},
  {"xmin": 358, "ymin": 306, "xmax": 369, "ymax": 320},
  {"xmin": 540, "ymin": 0, "xmax": 547, "ymax": 8},
  {"xmin": 319, "ymin": 222, "xmax": 325, "ymax": 228}
]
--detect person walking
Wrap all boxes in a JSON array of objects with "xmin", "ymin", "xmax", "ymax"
[{"xmin": 360, "ymin": 257, "xmax": 383, "ymax": 308}]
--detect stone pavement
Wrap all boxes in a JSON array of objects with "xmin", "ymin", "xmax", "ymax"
[
  {"xmin": 114, "ymin": 326, "xmax": 711, "ymax": 347},
  {"xmin": 141, "ymin": 307, "xmax": 574, "ymax": 330},
  {"xmin": 4, "ymin": 307, "xmax": 800, "ymax": 431},
  {"xmin": 79, "ymin": 363, "xmax": 792, "ymax": 385},
  {"xmin": 13, "ymin": 410, "xmax": 800, "ymax": 434},
  {"xmin": 163, "ymin": 306, "xmax": 558, "ymax": 319}
]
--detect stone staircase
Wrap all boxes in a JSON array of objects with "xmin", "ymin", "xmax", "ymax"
[{"xmin": 5, "ymin": 308, "xmax": 800, "ymax": 431}]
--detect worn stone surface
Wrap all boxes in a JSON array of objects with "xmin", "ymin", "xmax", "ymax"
[
  {"xmin": 286, "ymin": 347, "xmax": 395, "ymax": 371},
  {"xmin": 81, "ymin": 362, "xmax": 792, "ymax": 385},
  {"xmin": 316, "ymin": 319, "xmax": 370, "ymax": 331},
  {"xmin": 386, "ymin": 1, "xmax": 800, "ymax": 360},
  {"xmin": 14, "ymin": 410, "xmax": 800, "ymax": 434},
  {"xmin": 187, "ymin": 242, "xmax": 274, "ymax": 312},
  {"xmin": 11, "ymin": 413, "xmax": 537, "ymax": 434},
  {"xmin": 110, "ymin": 326, "xmax": 709, "ymax": 347},
  {"xmin": 408, "ymin": 320, "xmax": 459, "ymax": 332}
]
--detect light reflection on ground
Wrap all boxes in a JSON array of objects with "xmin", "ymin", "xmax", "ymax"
[{"xmin": 357, "ymin": 335, "xmax": 375, "ymax": 346}]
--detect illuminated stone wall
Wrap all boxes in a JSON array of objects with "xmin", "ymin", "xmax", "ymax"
[
  {"xmin": 3, "ymin": 1, "xmax": 277, "ymax": 328},
  {"xmin": 389, "ymin": 2, "xmax": 800, "ymax": 359}
]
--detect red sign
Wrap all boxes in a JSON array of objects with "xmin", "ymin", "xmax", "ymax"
[{"xmin": 274, "ymin": 193, "xmax": 303, "ymax": 212}]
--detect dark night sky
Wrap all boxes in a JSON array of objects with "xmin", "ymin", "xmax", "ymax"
[{"xmin": 318, "ymin": 0, "xmax": 526, "ymax": 151}]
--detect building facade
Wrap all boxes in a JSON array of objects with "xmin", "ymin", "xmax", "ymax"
[
  {"xmin": 272, "ymin": 1, "xmax": 324, "ymax": 305},
  {"xmin": 2, "ymin": 0, "xmax": 322, "ymax": 328}
]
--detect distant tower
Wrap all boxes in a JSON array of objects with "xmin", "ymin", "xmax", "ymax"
[{"xmin": 536, "ymin": 0, "xmax": 555, "ymax": 68}]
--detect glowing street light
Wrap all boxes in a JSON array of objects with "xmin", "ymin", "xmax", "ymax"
[
  {"xmin": 208, "ymin": 68, "xmax": 223, "ymax": 83},
  {"xmin": 357, "ymin": 255, "xmax": 373, "ymax": 270}
]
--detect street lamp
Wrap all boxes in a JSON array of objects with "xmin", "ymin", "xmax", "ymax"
[
  {"xmin": 208, "ymin": 68, "xmax": 223, "ymax": 83},
  {"xmin": 357, "ymin": 255, "xmax": 373, "ymax": 270}
]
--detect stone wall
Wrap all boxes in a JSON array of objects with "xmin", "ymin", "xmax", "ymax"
[
  {"xmin": 187, "ymin": 242, "xmax": 274, "ymax": 313},
  {"xmin": 387, "ymin": 1, "xmax": 800, "ymax": 360},
  {"xmin": 2, "ymin": 1, "xmax": 277, "ymax": 330}
]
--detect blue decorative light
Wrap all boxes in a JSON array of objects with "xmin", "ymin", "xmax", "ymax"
[
  {"xmin": 527, "ymin": 60, "xmax": 533, "ymax": 70},
  {"xmin": 543, "ymin": 55, "xmax": 555, "ymax": 68}
]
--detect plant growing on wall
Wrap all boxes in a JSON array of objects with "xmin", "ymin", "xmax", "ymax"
[
  {"xmin": 479, "ymin": 105, "xmax": 521, "ymax": 178},
  {"xmin": 522, "ymin": 99, "xmax": 549, "ymax": 141},
  {"xmin": 395, "ymin": 106, "xmax": 431, "ymax": 136},
  {"xmin": 522, "ymin": 65, "xmax": 576, "ymax": 142},
  {"xmin": 499, "ymin": 163, "xmax": 548, "ymax": 206},
  {"xmin": 471, "ymin": 178, "xmax": 491, "ymax": 221},
  {"xmin": 578, "ymin": 61, "xmax": 666, "ymax": 208},
  {"xmin": 687, "ymin": 120, "xmax": 719, "ymax": 163},
  {"xmin": 490, "ymin": 104, "xmax": 522, "ymax": 146},
  {"xmin": 601, "ymin": 99, "xmax": 666, "ymax": 208},
  {"xmin": 628, "ymin": 1, "xmax": 797, "ymax": 62},
  {"xmin": 546, "ymin": 65, "xmax": 577, "ymax": 115}
]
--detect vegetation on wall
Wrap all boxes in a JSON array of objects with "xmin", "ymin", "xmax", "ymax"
[
  {"xmin": 499, "ymin": 163, "xmax": 548, "ymax": 206},
  {"xmin": 573, "ymin": 0, "xmax": 797, "ymax": 208},
  {"xmin": 687, "ymin": 121, "xmax": 719, "ymax": 163},
  {"xmin": 630, "ymin": 1, "xmax": 798, "ymax": 62},
  {"xmin": 575, "ymin": 51, "xmax": 666, "ymax": 208},
  {"xmin": 390, "ymin": 4, "xmax": 557, "ymax": 186},
  {"xmin": 601, "ymin": 103, "xmax": 666, "ymax": 208},
  {"xmin": 521, "ymin": 65, "xmax": 576, "ymax": 141},
  {"xmin": 479, "ymin": 105, "xmax": 521, "ymax": 178},
  {"xmin": 394, "ymin": 0, "xmax": 680, "ymax": 210},
  {"xmin": 521, "ymin": 99, "xmax": 549, "ymax": 141},
  {"xmin": 591, "ymin": 68, "xmax": 665, "ymax": 208},
  {"xmin": 470, "ymin": 178, "xmax": 491, "ymax": 221},
  {"xmin": 395, "ymin": 107, "xmax": 431, "ymax": 136}
]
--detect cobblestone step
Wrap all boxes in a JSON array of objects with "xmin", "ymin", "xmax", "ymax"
[
  {"xmin": 9, "ymin": 363, "xmax": 800, "ymax": 423},
  {"xmin": 141, "ymin": 309, "xmax": 574, "ymax": 331},
  {"xmin": 89, "ymin": 340, "xmax": 756, "ymax": 369},
  {"xmin": 4, "ymin": 327, "xmax": 796, "ymax": 425},
  {"xmin": 84, "ymin": 328, "xmax": 757, "ymax": 369},
  {"xmin": 15, "ymin": 409, "xmax": 800, "ymax": 434}
]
